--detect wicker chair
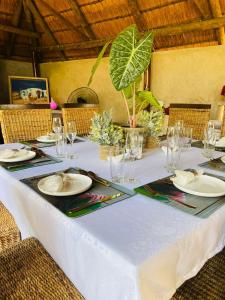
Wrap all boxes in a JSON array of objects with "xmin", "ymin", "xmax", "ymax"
[
  {"xmin": 168, "ymin": 104, "xmax": 211, "ymax": 140},
  {"xmin": 0, "ymin": 237, "xmax": 84, "ymax": 299},
  {"xmin": 221, "ymin": 111, "xmax": 225, "ymax": 137},
  {"xmin": 171, "ymin": 247, "xmax": 225, "ymax": 299},
  {"xmin": 0, "ymin": 202, "xmax": 20, "ymax": 251},
  {"xmin": 1, "ymin": 109, "xmax": 52, "ymax": 143},
  {"xmin": 62, "ymin": 106, "xmax": 100, "ymax": 135}
]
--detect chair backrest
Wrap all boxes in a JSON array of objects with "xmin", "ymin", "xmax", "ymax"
[
  {"xmin": 62, "ymin": 106, "xmax": 100, "ymax": 135},
  {"xmin": 1, "ymin": 109, "xmax": 52, "ymax": 143},
  {"xmin": 221, "ymin": 109, "xmax": 225, "ymax": 137},
  {"xmin": 168, "ymin": 104, "xmax": 211, "ymax": 140}
]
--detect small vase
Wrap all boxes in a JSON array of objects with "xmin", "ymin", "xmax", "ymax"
[
  {"xmin": 99, "ymin": 145, "xmax": 115, "ymax": 160},
  {"xmin": 145, "ymin": 136, "xmax": 159, "ymax": 149}
]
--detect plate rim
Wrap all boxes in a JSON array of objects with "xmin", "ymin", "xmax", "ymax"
[
  {"xmin": 0, "ymin": 150, "xmax": 36, "ymax": 163},
  {"xmin": 36, "ymin": 135, "xmax": 58, "ymax": 143},
  {"xmin": 173, "ymin": 174, "xmax": 225, "ymax": 197},
  {"xmin": 37, "ymin": 173, "xmax": 92, "ymax": 196}
]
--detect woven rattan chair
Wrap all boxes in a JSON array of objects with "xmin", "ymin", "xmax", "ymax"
[
  {"xmin": 1, "ymin": 109, "xmax": 52, "ymax": 143},
  {"xmin": 62, "ymin": 106, "xmax": 100, "ymax": 135},
  {"xmin": 0, "ymin": 202, "xmax": 20, "ymax": 251},
  {"xmin": 221, "ymin": 111, "xmax": 225, "ymax": 137},
  {"xmin": 171, "ymin": 247, "xmax": 225, "ymax": 299},
  {"xmin": 0, "ymin": 237, "xmax": 84, "ymax": 299},
  {"xmin": 168, "ymin": 104, "xmax": 211, "ymax": 140}
]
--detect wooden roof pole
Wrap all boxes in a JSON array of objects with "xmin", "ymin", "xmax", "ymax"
[
  {"xmin": 0, "ymin": 23, "xmax": 39, "ymax": 37},
  {"xmin": 208, "ymin": 0, "xmax": 225, "ymax": 45},
  {"xmin": 67, "ymin": 0, "xmax": 96, "ymax": 40},
  {"xmin": 33, "ymin": 15, "xmax": 225, "ymax": 52},
  {"xmin": 7, "ymin": 0, "xmax": 24, "ymax": 57},
  {"xmin": 25, "ymin": 0, "xmax": 67, "ymax": 60},
  {"xmin": 39, "ymin": 0, "xmax": 86, "ymax": 38},
  {"xmin": 192, "ymin": 0, "xmax": 210, "ymax": 19},
  {"xmin": 127, "ymin": 0, "xmax": 145, "ymax": 31}
]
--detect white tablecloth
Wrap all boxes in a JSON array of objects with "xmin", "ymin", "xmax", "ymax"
[{"xmin": 0, "ymin": 141, "xmax": 225, "ymax": 300}]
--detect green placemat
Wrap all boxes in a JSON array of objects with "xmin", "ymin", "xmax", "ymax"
[
  {"xmin": 21, "ymin": 168, "xmax": 135, "ymax": 218},
  {"xmin": 135, "ymin": 170, "xmax": 225, "ymax": 218},
  {"xmin": 0, "ymin": 148, "xmax": 62, "ymax": 172},
  {"xmin": 192, "ymin": 140, "xmax": 225, "ymax": 152},
  {"xmin": 199, "ymin": 157, "xmax": 225, "ymax": 172}
]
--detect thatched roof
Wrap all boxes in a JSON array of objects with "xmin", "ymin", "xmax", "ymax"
[{"xmin": 0, "ymin": 0, "xmax": 225, "ymax": 62}]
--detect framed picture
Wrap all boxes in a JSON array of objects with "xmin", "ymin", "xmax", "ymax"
[{"xmin": 8, "ymin": 76, "xmax": 50, "ymax": 104}]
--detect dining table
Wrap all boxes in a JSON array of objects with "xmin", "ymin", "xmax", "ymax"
[{"xmin": 0, "ymin": 139, "xmax": 225, "ymax": 300}]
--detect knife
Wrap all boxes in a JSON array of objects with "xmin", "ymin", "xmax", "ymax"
[
  {"xmin": 6, "ymin": 157, "xmax": 53, "ymax": 170},
  {"xmin": 67, "ymin": 192, "xmax": 124, "ymax": 216}
]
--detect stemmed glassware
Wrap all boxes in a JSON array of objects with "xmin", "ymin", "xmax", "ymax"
[
  {"xmin": 52, "ymin": 117, "xmax": 63, "ymax": 157},
  {"xmin": 66, "ymin": 121, "xmax": 77, "ymax": 159},
  {"xmin": 52, "ymin": 117, "xmax": 62, "ymax": 135}
]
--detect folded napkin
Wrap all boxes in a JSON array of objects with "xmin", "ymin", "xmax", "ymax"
[
  {"xmin": 170, "ymin": 170, "xmax": 203, "ymax": 186},
  {"xmin": 0, "ymin": 149, "xmax": 28, "ymax": 159},
  {"xmin": 221, "ymin": 156, "xmax": 225, "ymax": 164},
  {"xmin": 216, "ymin": 137, "xmax": 225, "ymax": 148},
  {"xmin": 41, "ymin": 175, "xmax": 64, "ymax": 193}
]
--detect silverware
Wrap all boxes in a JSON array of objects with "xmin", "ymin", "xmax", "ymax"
[
  {"xmin": 67, "ymin": 192, "xmax": 124, "ymax": 214},
  {"xmin": 76, "ymin": 168, "xmax": 110, "ymax": 186},
  {"xmin": 6, "ymin": 157, "xmax": 52, "ymax": 170}
]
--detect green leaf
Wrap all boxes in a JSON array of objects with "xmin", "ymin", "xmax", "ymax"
[
  {"xmin": 109, "ymin": 24, "xmax": 153, "ymax": 91},
  {"xmin": 137, "ymin": 91, "xmax": 162, "ymax": 110},
  {"xmin": 87, "ymin": 41, "xmax": 111, "ymax": 86}
]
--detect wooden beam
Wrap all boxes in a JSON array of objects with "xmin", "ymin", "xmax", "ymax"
[
  {"xmin": 127, "ymin": 0, "xmax": 145, "ymax": 31},
  {"xmin": 192, "ymin": 0, "xmax": 210, "ymax": 19},
  {"xmin": 32, "ymin": 16, "xmax": 225, "ymax": 52},
  {"xmin": 0, "ymin": 23, "xmax": 39, "ymax": 38},
  {"xmin": 7, "ymin": 0, "xmax": 24, "ymax": 57},
  {"xmin": 39, "ymin": 0, "xmax": 85, "ymax": 38},
  {"xmin": 208, "ymin": 0, "xmax": 225, "ymax": 45},
  {"xmin": 67, "ymin": 0, "xmax": 96, "ymax": 39},
  {"xmin": 26, "ymin": 0, "xmax": 67, "ymax": 60}
]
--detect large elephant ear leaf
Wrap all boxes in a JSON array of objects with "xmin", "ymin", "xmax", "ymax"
[
  {"xmin": 109, "ymin": 25, "xmax": 153, "ymax": 91},
  {"xmin": 87, "ymin": 41, "xmax": 111, "ymax": 87},
  {"xmin": 137, "ymin": 91, "xmax": 162, "ymax": 110}
]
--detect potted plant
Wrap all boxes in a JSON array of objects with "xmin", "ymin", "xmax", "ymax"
[
  {"xmin": 88, "ymin": 24, "xmax": 162, "ymax": 129},
  {"xmin": 137, "ymin": 109, "xmax": 164, "ymax": 148},
  {"xmin": 90, "ymin": 111, "xmax": 124, "ymax": 160}
]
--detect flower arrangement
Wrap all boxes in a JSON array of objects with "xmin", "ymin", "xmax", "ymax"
[
  {"xmin": 137, "ymin": 109, "xmax": 164, "ymax": 137},
  {"xmin": 90, "ymin": 111, "xmax": 124, "ymax": 146}
]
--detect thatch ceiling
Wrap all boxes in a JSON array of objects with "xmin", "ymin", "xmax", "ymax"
[{"xmin": 0, "ymin": 0, "xmax": 225, "ymax": 62}]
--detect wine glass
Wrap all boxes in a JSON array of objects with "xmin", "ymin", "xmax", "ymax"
[
  {"xmin": 66, "ymin": 121, "xmax": 77, "ymax": 159},
  {"xmin": 52, "ymin": 117, "xmax": 62, "ymax": 134}
]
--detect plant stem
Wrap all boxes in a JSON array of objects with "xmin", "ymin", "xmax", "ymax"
[
  {"xmin": 132, "ymin": 82, "xmax": 136, "ymax": 128},
  {"xmin": 121, "ymin": 90, "xmax": 131, "ymax": 127}
]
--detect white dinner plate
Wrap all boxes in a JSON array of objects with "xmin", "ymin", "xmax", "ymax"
[
  {"xmin": 37, "ymin": 173, "xmax": 92, "ymax": 196},
  {"xmin": 36, "ymin": 135, "xmax": 59, "ymax": 143},
  {"xmin": 173, "ymin": 175, "xmax": 225, "ymax": 197},
  {"xmin": 0, "ymin": 149, "xmax": 36, "ymax": 163}
]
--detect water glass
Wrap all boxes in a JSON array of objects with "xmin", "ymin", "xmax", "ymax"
[
  {"xmin": 56, "ymin": 130, "xmax": 67, "ymax": 158},
  {"xmin": 125, "ymin": 132, "xmax": 143, "ymax": 160},
  {"xmin": 202, "ymin": 127, "xmax": 216, "ymax": 160},
  {"xmin": 109, "ymin": 147, "xmax": 125, "ymax": 183},
  {"xmin": 181, "ymin": 127, "xmax": 193, "ymax": 150},
  {"xmin": 166, "ymin": 126, "xmax": 181, "ymax": 172}
]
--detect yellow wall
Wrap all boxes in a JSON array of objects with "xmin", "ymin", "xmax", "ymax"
[
  {"xmin": 151, "ymin": 45, "xmax": 225, "ymax": 118},
  {"xmin": 40, "ymin": 45, "xmax": 225, "ymax": 121},
  {"xmin": 0, "ymin": 59, "xmax": 33, "ymax": 104},
  {"xmin": 40, "ymin": 58, "xmax": 127, "ymax": 124}
]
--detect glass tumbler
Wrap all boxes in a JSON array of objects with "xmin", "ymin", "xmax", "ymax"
[{"xmin": 109, "ymin": 147, "xmax": 125, "ymax": 184}]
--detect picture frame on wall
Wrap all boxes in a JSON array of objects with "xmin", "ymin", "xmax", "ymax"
[{"xmin": 8, "ymin": 76, "xmax": 50, "ymax": 104}]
